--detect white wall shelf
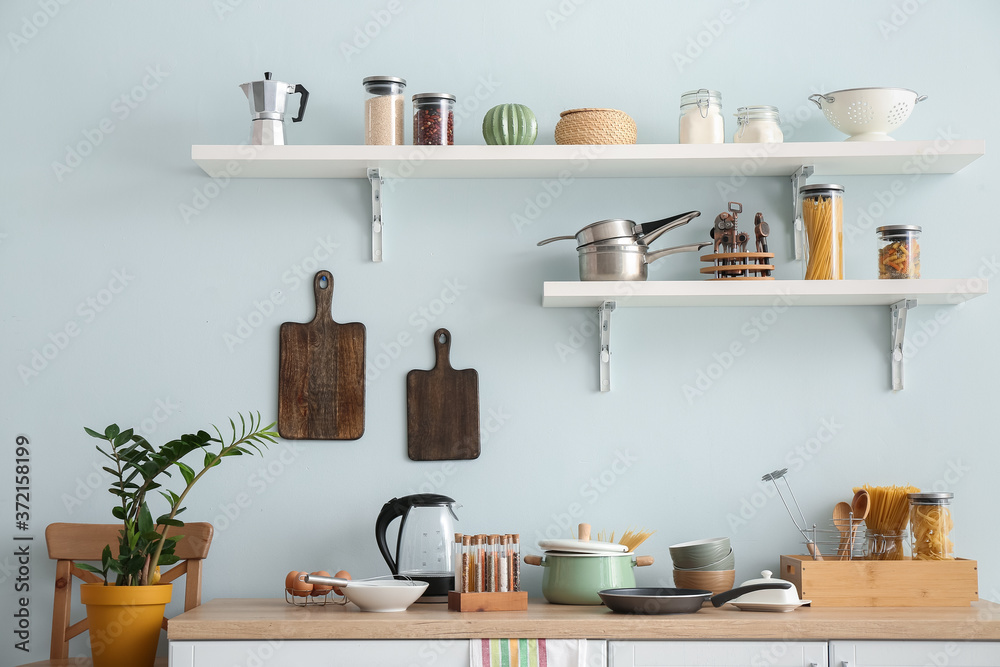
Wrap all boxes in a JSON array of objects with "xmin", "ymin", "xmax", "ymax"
[
  {"xmin": 192, "ymin": 141, "xmax": 984, "ymax": 180},
  {"xmin": 191, "ymin": 141, "xmax": 984, "ymax": 263},
  {"xmin": 541, "ymin": 279, "xmax": 989, "ymax": 392}
]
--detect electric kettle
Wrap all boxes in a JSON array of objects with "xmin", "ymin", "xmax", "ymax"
[
  {"xmin": 375, "ymin": 494, "xmax": 460, "ymax": 602},
  {"xmin": 239, "ymin": 71, "xmax": 309, "ymax": 146}
]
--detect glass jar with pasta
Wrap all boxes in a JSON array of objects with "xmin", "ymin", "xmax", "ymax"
[
  {"xmin": 798, "ymin": 184, "xmax": 844, "ymax": 280},
  {"xmin": 909, "ymin": 492, "xmax": 954, "ymax": 560},
  {"xmin": 877, "ymin": 225, "xmax": 921, "ymax": 279}
]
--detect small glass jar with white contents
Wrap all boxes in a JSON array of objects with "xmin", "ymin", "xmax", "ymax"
[
  {"xmin": 679, "ymin": 89, "xmax": 724, "ymax": 144},
  {"xmin": 733, "ymin": 106, "xmax": 783, "ymax": 143}
]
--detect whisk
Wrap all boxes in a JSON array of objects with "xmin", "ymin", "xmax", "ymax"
[{"xmin": 762, "ymin": 468, "xmax": 823, "ymax": 560}]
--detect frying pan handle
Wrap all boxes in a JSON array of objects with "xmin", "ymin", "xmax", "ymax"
[
  {"xmin": 638, "ymin": 210, "xmax": 702, "ymax": 246},
  {"xmin": 709, "ymin": 581, "xmax": 793, "ymax": 608},
  {"xmin": 634, "ymin": 556, "xmax": 654, "ymax": 567},
  {"xmin": 523, "ymin": 555, "xmax": 543, "ymax": 566},
  {"xmin": 312, "ymin": 270, "xmax": 333, "ymax": 323}
]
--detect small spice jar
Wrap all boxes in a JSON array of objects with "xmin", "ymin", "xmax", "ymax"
[
  {"xmin": 733, "ymin": 106, "xmax": 783, "ymax": 143},
  {"xmin": 877, "ymin": 225, "xmax": 921, "ymax": 279},
  {"xmin": 909, "ymin": 492, "xmax": 954, "ymax": 560},
  {"xmin": 679, "ymin": 89, "xmax": 724, "ymax": 144},
  {"xmin": 363, "ymin": 76, "xmax": 406, "ymax": 145},
  {"xmin": 799, "ymin": 184, "xmax": 845, "ymax": 280},
  {"xmin": 413, "ymin": 93, "xmax": 455, "ymax": 145}
]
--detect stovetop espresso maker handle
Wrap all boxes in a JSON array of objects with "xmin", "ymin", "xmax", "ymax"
[{"xmin": 291, "ymin": 84, "xmax": 309, "ymax": 123}]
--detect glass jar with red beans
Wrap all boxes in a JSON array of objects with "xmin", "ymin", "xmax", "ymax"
[{"xmin": 412, "ymin": 93, "xmax": 455, "ymax": 145}]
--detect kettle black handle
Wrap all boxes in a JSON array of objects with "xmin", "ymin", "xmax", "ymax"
[
  {"xmin": 709, "ymin": 581, "xmax": 793, "ymax": 608},
  {"xmin": 374, "ymin": 494, "xmax": 456, "ymax": 576},
  {"xmin": 291, "ymin": 84, "xmax": 309, "ymax": 123}
]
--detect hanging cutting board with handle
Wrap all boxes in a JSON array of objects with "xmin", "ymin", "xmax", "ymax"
[
  {"xmin": 406, "ymin": 328, "xmax": 480, "ymax": 460},
  {"xmin": 278, "ymin": 270, "xmax": 365, "ymax": 440}
]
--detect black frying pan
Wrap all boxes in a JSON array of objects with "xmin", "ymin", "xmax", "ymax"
[{"xmin": 597, "ymin": 582, "xmax": 793, "ymax": 615}]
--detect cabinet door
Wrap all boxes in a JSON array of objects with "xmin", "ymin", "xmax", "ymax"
[
  {"xmin": 170, "ymin": 639, "xmax": 471, "ymax": 667},
  {"xmin": 829, "ymin": 641, "xmax": 1000, "ymax": 667},
  {"xmin": 609, "ymin": 640, "xmax": 827, "ymax": 666}
]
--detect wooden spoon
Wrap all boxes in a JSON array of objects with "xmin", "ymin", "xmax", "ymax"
[
  {"xmin": 833, "ymin": 502, "xmax": 853, "ymax": 561},
  {"xmin": 849, "ymin": 490, "xmax": 871, "ymax": 558}
]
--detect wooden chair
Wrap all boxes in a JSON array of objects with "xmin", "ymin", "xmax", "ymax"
[{"xmin": 19, "ymin": 522, "xmax": 213, "ymax": 667}]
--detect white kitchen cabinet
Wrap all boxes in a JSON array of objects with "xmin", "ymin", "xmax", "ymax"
[
  {"xmin": 829, "ymin": 640, "xmax": 1000, "ymax": 666},
  {"xmin": 170, "ymin": 639, "xmax": 471, "ymax": 667},
  {"xmin": 609, "ymin": 640, "xmax": 827, "ymax": 667}
]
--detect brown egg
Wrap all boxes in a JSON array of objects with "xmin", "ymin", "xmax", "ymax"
[
  {"xmin": 332, "ymin": 569, "xmax": 351, "ymax": 596},
  {"xmin": 291, "ymin": 572, "xmax": 313, "ymax": 597},
  {"xmin": 284, "ymin": 570, "xmax": 300, "ymax": 593},
  {"xmin": 310, "ymin": 571, "xmax": 333, "ymax": 595}
]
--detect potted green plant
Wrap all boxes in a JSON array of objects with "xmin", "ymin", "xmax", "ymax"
[{"xmin": 76, "ymin": 412, "xmax": 277, "ymax": 667}]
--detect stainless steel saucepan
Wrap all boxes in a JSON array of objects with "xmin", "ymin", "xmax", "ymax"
[
  {"xmin": 537, "ymin": 210, "xmax": 702, "ymax": 248},
  {"xmin": 578, "ymin": 241, "xmax": 710, "ymax": 281}
]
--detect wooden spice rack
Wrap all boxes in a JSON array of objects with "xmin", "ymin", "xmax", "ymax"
[
  {"xmin": 447, "ymin": 590, "xmax": 528, "ymax": 612},
  {"xmin": 780, "ymin": 554, "xmax": 979, "ymax": 607}
]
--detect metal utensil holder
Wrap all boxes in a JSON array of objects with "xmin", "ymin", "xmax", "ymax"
[{"xmin": 801, "ymin": 517, "xmax": 865, "ymax": 561}]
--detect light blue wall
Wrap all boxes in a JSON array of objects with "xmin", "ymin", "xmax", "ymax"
[{"xmin": 2, "ymin": 0, "xmax": 997, "ymax": 660}]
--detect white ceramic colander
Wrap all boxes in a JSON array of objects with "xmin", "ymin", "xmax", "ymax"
[{"xmin": 809, "ymin": 87, "xmax": 927, "ymax": 141}]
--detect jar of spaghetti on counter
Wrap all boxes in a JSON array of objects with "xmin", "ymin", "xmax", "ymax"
[{"xmin": 909, "ymin": 492, "xmax": 954, "ymax": 560}]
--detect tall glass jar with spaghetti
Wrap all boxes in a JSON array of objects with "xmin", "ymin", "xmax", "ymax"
[
  {"xmin": 909, "ymin": 492, "xmax": 954, "ymax": 560},
  {"xmin": 799, "ymin": 184, "xmax": 845, "ymax": 280}
]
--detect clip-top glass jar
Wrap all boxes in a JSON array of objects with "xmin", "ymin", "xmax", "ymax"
[
  {"xmin": 363, "ymin": 76, "xmax": 406, "ymax": 145},
  {"xmin": 799, "ymin": 183, "xmax": 845, "ymax": 280},
  {"xmin": 909, "ymin": 492, "xmax": 954, "ymax": 560},
  {"xmin": 877, "ymin": 225, "xmax": 921, "ymax": 279},
  {"xmin": 733, "ymin": 106, "xmax": 783, "ymax": 143},
  {"xmin": 679, "ymin": 89, "xmax": 723, "ymax": 144},
  {"xmin": 413, "ymin": 93, "xmax": 455, "ymax": 145}
]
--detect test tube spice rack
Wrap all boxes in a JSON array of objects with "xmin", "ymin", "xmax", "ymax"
[{"xmin": 447, "ymin": 533, "xmax": 529, "ymax": 612}]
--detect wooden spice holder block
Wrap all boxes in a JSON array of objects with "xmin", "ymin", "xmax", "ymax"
[
  {"xmin": 448, "ymin": 591, "xmax": 528, "ymax": 612},
  {"xmin": 780, "ymin": 555, "xmax": 978, "ymax": 607}
]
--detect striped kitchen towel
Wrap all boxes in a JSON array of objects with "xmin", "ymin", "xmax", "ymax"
[{"xmin": 470, "ymin": 639, "xmax": 590, "ymax": 667}]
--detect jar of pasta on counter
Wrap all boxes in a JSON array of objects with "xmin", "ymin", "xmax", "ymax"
[
  {"xmin": 909, "ymin": 492, "xmax": 954, "ymax": 560},
  {"xmin": 877, "ymin": 225, "xmax": 921, "ymax": 279}
]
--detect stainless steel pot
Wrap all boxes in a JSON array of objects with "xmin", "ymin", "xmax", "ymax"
[
  {"xmin": 538, "ymin": 211, "xmax": 701, "ymax": 248},
  {"xmin": 578, "ymin": 241, "xmax": 710, "ymax": 281}
]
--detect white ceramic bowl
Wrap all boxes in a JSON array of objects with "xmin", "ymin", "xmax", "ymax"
[
  {"xmin": 342, "ymin": 580, "xmax": 428, "ymax": 612},
  {"xmin": 809, "ymin": 87, "xmax": 926, "ymax": 141}
]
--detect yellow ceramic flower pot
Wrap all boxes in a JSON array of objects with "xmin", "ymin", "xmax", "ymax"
[{"xmin": 80, "ymin": 583, "xmax": 172, "ymax": 667}]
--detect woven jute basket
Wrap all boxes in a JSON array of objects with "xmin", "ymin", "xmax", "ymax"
[{"xmin": 554, "ymin": 108, "xmax": 637, "ymax": 145}]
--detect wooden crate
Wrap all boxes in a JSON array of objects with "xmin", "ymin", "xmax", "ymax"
[
  {"xmin": 447, "ymin": 591, "xmax": 528, "ymax": 612},
  {"xmin": 780, "ymin": 555, "xmax": 978, "ymax": 607}
]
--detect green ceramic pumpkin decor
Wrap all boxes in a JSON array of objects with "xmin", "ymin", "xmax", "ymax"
[{"xmin": 482, "ymin": 104, "xmax": 538, "ymax": 145}]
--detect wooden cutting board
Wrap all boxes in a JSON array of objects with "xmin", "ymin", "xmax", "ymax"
[
  {"xmin": 278, "ymin": 270, "xmax": 365, "ymax": 440},
  {"xmin": 406, "ymin": 328, "xmax": 480, "ymax": 460}
]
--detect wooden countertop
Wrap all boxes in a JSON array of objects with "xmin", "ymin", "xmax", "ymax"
[{"xmin": 168, "ymin": 598, "xmax": 1000, "ymax": 641}]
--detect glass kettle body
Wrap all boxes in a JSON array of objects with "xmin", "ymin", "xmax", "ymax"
[{"xmin": 375, "ymin": 494, "xmax": 459, "ymax": 600}]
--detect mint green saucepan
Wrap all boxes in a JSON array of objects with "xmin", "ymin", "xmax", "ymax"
[{"xmin": 523, "ymin": 553, "xmax": 654, "ymax": 605}]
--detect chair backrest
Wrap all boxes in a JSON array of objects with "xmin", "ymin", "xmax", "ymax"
[{"xmin": 44, "ymin": 522, "xmax": 213, "ymax": 660}]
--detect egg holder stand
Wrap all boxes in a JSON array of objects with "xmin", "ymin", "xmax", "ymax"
[{"xmin": 283, "ymin": 574, "xmax": 402, "ymax": 607}]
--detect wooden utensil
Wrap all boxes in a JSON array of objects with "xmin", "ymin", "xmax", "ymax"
[
  {"xmin": 833, "ymin": 502, "xmax": 853, "ymax": 561},
  {"xmin": 406, "ymin": 328, "xmax": 480, "ymax": 461},
  {"xmin": 278, "ymin": 271, "xmax": 366, "ymax": 440},
  {"xmin": 849, "ymin": 489, "xmax": 871, "ymax": 556}
]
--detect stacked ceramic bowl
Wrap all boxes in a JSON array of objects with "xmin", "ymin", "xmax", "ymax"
[{"xmin": 669, "ymin": 537, "xmax": 735, "ymax": 595}]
